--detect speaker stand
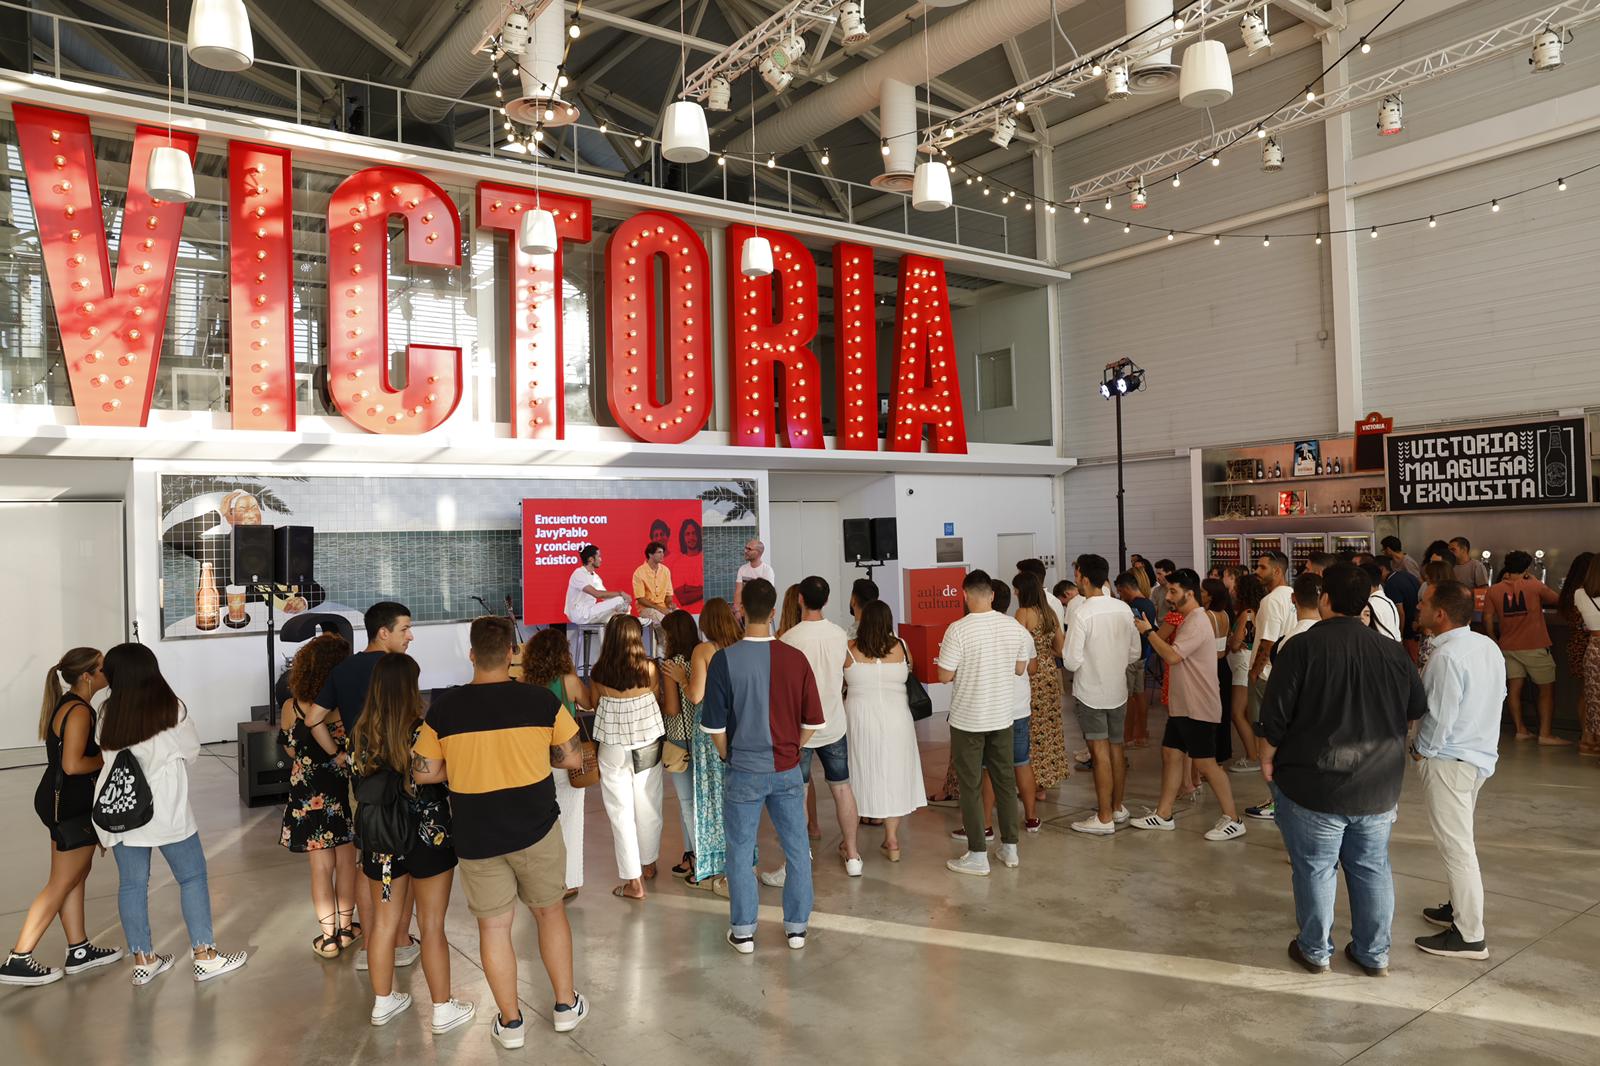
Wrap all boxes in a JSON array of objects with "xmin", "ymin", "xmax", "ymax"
[
  {"xmin": 853, "ymin": 560, "xmax": 885, "ymax": 583},
  {"xmin": 256, "ymin": 582, "xmax": 279, "ymax": 713}
]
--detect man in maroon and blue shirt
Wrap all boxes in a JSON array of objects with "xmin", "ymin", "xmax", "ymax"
[{"xmin": 702, "ymin": 577, "xmax": 824, "ymax": 954}]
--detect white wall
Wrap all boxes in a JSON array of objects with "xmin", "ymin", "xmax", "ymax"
[
  {"xmin": 1062, "ymin": 457, "xmax": 1194, "ymax": 570},
  {"xmin": 953, "ymin": 286, "xmax": 1053, "ymax": 445}
]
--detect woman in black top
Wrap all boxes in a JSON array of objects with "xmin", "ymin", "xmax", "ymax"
[{"xmin": 0, "ymin": 648, "xmax": 123, "ymax": 986}]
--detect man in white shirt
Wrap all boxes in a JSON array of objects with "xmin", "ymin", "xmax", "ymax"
[
  {"xmin": 734, "ymin": 539, "xmax": 776, "ymax": 621},
  {"xmin": 1243, "ymin": 572, "xmax": 1322, "ymax": 821},
  {"xmin": 565, "ymin": 545, "xmax": 631, "ymax": 626},
  {"xmin": 1412, "ymin": 580, "xmax": 1507, "ymax": 961},
  {"xmin": 769, "ymin": 576, "xmax": 861, "ymax": 880},
  {"xmin": 952, "ymin": 581, "xmax": 1041, "ymax": 842},
  {"xmin": 937, "ymin": 570, "xmax": 1035, "ymax": 877},
  {"xmin": 1249, "ymin": 550, "xmax": 1295, "ymax": 726},
  {"xmin": 1363, "ymin": 562, "xmax": 1403, "ymax": 641},
  {"xmin": 1064, "ymin": 554, "xmax": 1142, "ymax": 836}
]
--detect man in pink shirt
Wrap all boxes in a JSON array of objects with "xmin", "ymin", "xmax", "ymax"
[
  {"xmin": 1481, "ymin": 550, "xmax": 1564, "ymax": 744},
  {"xmin": 1129, "ymin": 570, "xmax": 1246, "ymax": 841}
]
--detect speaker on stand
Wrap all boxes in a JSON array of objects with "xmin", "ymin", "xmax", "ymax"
[
  {"xmin": 843, "ymin": 518, "xmax": 873, "ymax": 564},
  {"xmin": 870, "ymin": 517, "xmax": 899, "ymax": 561}
]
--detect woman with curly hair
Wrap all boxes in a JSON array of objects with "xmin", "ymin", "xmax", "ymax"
[
  {"xmin": 521, "ymin": 630, "xmax": 592, "ymax": 899},
  {"xmin": 278, "ymin": 632, "xmax": 356, "ymax": 957}
]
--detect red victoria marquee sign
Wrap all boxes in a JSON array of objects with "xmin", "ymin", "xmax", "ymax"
[{"xmin": 13, "ymin": 104, "xmax": 968, "ymax": 454}]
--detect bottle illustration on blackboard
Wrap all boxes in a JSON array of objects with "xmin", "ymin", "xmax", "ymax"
[
  {"xmin": 1543, "ymin": 424, "xmax": 1569, "ymax": 495},
  {"xmin": 195, "ymin": 562, "xmax": 221, "ymax": 631}
]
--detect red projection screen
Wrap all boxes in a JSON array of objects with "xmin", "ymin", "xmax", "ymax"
[{"xmin": 522, "ymin": 499, "xmax": 705, "ymax": 624}]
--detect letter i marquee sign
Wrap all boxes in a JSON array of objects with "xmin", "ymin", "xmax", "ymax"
[{"xmin": 13, "ymin": 103, "xmax": 968, "ymax": 454}]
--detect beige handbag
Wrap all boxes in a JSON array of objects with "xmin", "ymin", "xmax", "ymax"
[{"xmin": 567, "ymin": 715, "xmax": 600, "ymax": 789}]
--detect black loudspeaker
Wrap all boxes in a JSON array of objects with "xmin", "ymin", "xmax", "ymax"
[
  {"xmin": 237, "ymin": 720, "xmax": 290, "ymax": 806},
  {"xmin": 843, "ymin": 518, "xmax": 872, "ymax": 563},
  {"xmin": 231, "ymin": 525, "xmax": 275, "ymax": 585},
  {"xmin": 275, "ymin": 525, "xmax": 315, "ymax": 586},
  {"xmin": 870, "ymin": 517, "xmax": 899, "ymax": 561}
]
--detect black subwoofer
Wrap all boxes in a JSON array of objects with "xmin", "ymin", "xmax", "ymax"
[{"xmin": 237, "ymin": 720, "xmax": 290, "ymax": 807}]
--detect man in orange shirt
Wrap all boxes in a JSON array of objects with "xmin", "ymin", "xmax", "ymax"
[
  {"xmin": 632, "ymin": 542, "xmax": 675, "ymax": 626},
  {"xmin": 1481, "ymin": 550, "xmax": 1563, "ymax": 744}
]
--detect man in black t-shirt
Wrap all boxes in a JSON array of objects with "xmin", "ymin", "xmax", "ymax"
[{"xmin": 306, "ymin": 601, "xmax": 415, "ymax": 968}]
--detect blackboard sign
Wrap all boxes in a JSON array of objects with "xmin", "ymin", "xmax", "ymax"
[{"xmin": 1386, "ymin": 417, "xmax": 1590, "ymax": 512}]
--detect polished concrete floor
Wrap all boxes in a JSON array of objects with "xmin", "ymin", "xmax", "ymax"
[{"xmin": 2, "ymin": 709, "xmax": 1598, "ymax": 1066}]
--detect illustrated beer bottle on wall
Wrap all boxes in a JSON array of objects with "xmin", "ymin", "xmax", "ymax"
[
  {"xmin": 1543, "ymin": 424, "xmax": 1569, "ymax": 495},
  {"xmin": 195, "ymin": 562, "xmax": 221, "ymax": 631}
]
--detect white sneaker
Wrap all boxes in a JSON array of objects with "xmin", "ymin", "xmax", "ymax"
[
  {"xmin": 1130, "ymin": 812, "xmax": 1175, "ymax": 831},
  {"xmin": 996, "ymin": 843, "xmax": 1020, "ymax": 868},
  {"xmin": 371, "ymin": 991, "xmax": 412, "ymax": 1026},
  {"xmin": 946, "ymin": 851, "xmax": 991, "ymax": 877},
  {"xmin": 1112, "ymin": 805, "xmax": 1130, "ymax": 824},
  {"xmin": 395, "ymin": 937, "xmax": 421, "ymax": 967},
  {"xmin": 726, "ymin": 930, "xmax": 755, "ymax": 955},
  {"xmin": 844, "ymin": 857, "xmax": 864, "ymax": 877},
  {"xmin": 130, "ymin": 953, "xmax": 173, "ymax": 987},
  {"xmin": 1205, "ymin": 817, "xmax": 1247, "ymax": 841},
  {"xmin": 1071, "ymin": 815, "xmax": 1116, "ymax": 835},
  {"xmin": 431, "ymin": 998, "xmax": 476, "ymax": 1034},
  {"xmin": 192, "ymin": 949, "xmax": 247, "ymax": 983},
  {"xmin": 758, "ymin": 867, "xmax": 786, "ymax": 888},
  {"xmin": 1227, "ymin": 758, "xmax": 1260, "ymax": 774},
  {"xmin": 553, "ymin": 991, "xmax": 588, "ymax": 1033},
  {"xmin": 492, "ymin": 1013, "xmax": 526, "ymax": 1049},
  {"xmin": 786, "ymin": 931, "xmax": 808, "ymax": 950}
]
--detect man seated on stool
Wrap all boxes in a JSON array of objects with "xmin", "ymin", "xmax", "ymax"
[
  {"xmin": 632, "ymin": 542, "xmax": 675, "ymax": 628},
  {"xmin": 567, "ymin": 545, "xmax": 631, "ymax": 629}
]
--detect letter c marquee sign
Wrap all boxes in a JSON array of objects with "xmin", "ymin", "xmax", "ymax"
[{"xmin": 13, "ymin": 103, "xmax": 968, "ymax": 454}]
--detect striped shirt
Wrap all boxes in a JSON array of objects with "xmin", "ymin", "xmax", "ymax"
[
  {"xmin": 594, "ymin": 690, "xmax": 665, "ymax": 750},
  {"xmin": 414, "ymin": 681, "xmax": 577, "ymax": 860},
  {"xmin": 936, "ymin": 610, "xmax": 1036, "ymax": 732},
  {"xmin": 702, "ymin": 637, "xmax": 824, "ymax": 774}
]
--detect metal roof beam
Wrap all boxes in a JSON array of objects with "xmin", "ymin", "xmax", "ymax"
[
  {"xmin": 242, "ymin": 1, "xmax": 341, "ymax": 102},
  {"xmin": 1273, "ymin": 0, "xmax": 1342, "ymax": 30},
  {"xmin": 312, "ymin": 0, "xmax": 418, "ymax": 67}
]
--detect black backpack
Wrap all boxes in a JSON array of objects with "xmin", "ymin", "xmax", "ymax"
[
  {"xmin": 93, "ymin": 749, "xmax": 155, "ymax": 834},
  {"xmin": 354, "ymin": 768, "xmax": 415, "ymax": 857}
]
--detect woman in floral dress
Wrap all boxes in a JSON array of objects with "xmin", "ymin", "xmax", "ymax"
[
  {"xmin": 1015, "ymin": 574, "xmax": 1067, "ymax": 795},
  {"xmin": 278, "ymin": 632, "xmax": 355, "ymax": 957}
]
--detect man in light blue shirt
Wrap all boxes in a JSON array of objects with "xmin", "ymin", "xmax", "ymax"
[{"xmin": 1412, "ymin": 580, "xmax": 1506, "ymax": 961}]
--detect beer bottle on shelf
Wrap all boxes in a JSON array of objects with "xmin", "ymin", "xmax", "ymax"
[
  {"xmin": 1255, "ymin": 459, "xmax": 1265, "ymax": 480},
  {"xmin": 1333, "ymin": 456, "xmax": 1343, "ymax": 474},
  {"xmin": 196, "ymin": 562, "xmax": 221, "ymax": 631},
  {"xmin": 1315, "ymin": 455, "xmax": 1323, "ymax": 475},
  {"xmin": 1273, "ymin": 460, "xmax": 1282, "ymax": 479}
]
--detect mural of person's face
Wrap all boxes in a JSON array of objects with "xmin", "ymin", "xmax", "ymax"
[
  {"xmin": 223, "ymin": 491, "xmax": 262, "ymax": 526},
  {"xmin": 650, "ymin": 521, "xmax": 671, "ymax": 547},
  {"xmin": 682, "ymin": 521, "xmax": 701, "ymax": 554}
]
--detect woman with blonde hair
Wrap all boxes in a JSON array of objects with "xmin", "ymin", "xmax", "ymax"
[
  {"xmin": 521, "ymin": 630, "xmax": 592, "ymax": 899},
  {"xmin": 351, "ymin": 653, "xmax": 472, "ymax": 1032},
  {"xmin": 1015, "ymin": 573, "xmax": 1067, "ymax": 798},
  {"xmin": 278, "ymin": 632, "xmax": 356, "ymax": 957},
  {"xmin": 661, "ymin": 598, "xmax": 740, "ymax": 892},
  {"xmin": 591, "ymin": 614, "xmax": 665, "ymax": 901},
  {"xmin": 778, "ymin": 583, "xmax": 803, "ymax": 636},
  {"xmin": 1, "ymin": 649, "xmax": 120, "ymax": 986}
]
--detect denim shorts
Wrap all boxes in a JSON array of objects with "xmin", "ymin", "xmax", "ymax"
[
  {"xmin": 1073, "ymin": 699, "xmax": 1128, "ymax": 743},
  {"xmin": 800, "ymin": 735, "xmax": 849, "ymax": 783},
  {"xmin": 1012, "ymin": 716, "xmax": 1032, "ymax": 765}
]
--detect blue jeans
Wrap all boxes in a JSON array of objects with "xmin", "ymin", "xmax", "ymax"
[
  {"xmin": 1272, "ymin": 785, "xmax": 1396, "ymax": 968},
  {"xmin": 799, "ymin": 736, "xmax": 850, "ymax": 783},
  {"xmin": 724, "ymin": 766, "xmax": 812, "ymax": 937},
  {"xmin": 112, "ymin": 833, "xmax": 215, "ymax": 955},
  {"xmin": 669, "ymin": 761, "xmax": 696, "ymax": 853}
]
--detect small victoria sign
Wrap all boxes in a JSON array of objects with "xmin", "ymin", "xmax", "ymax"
[{"xmin": 1385, "ymin": 417, "xmax": 1591, "ymax": 512}]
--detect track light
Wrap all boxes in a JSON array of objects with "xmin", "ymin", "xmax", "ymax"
[
  {"xmin": 1100, "ymin": 359, "xmax": 1145, "ymax": 401},
  {"xmin": 1105, "ymin": 62, "xmax": 1131, "ymax": 101},
  {"xmin": 990, "ymin": 113, "xmax": 1017, "ymax": 149},
  {"xmin": 1099, "ymin": 382, "xmax": 1112, "ymax": 399},
  {"xmin": 1261, "ymin": 137, "xmax": 1284, "ymax": 171},
  {"xmin": 1241, "ymin": 9, "xmax": 1272, "ymax": 55},
  {"xmin": 1377, "ymin": 93, "xmax": 1403, "ymax": 135},
  {"xmin": 759, "ymin": 53, "xmax": 794, "ymax": 93},
  {"xmin": 706, "ymin": 76, "xmax": 731, "ymax": 112},
  {"xmin": 1531, "ymin": 25, "xmax": 1567, "ymax": 72},
  {"xmin": 839, "ymin": 1, "xmax": 868, "ymax": 45},
  {"xmin": 1130, "ymin": 181, "xmax": 1147, "ymax": 210}
]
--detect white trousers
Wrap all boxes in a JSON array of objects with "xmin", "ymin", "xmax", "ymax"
[
  {"xmin": 553, "ymin": 770, "xmax": 585, "ymax": 890},
  {"xmin": 569, "ymin": 596, "xmax": 629, "ymax": 627},
  {"xmin": 1418, "ymin": 756, "xmax": 1488, "ymax": 942},
  {"xmin": 597, "ymin": 743, "xmax": 664, "ymax": 881}
]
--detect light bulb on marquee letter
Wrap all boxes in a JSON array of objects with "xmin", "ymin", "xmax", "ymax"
[
  {"xmin": 228, "ymin": 142, "xmax": 294, "ymax": 431},
  {"xmin": 325, "ymin": 166, "xmax": 462, "ymax": 434},
  {"xmin": 604, "ymin": 211, "xmax": 712, "ymax": 444},
  {"xmin": 888, "ymin": 254, "xmax": 967, "ymax": 454},
  {"xmin": 831, "ymin": 241, "xmax": 878, "ymax": 450},
  {"xmin": 477, "ymin": 182, "xmax": 591, "ymax": 440},
  {"xmin": 726, "ymin": 224, "xmax": 822, "ymax": 448},
  {"xmin": 14, "ymin": 106, "xmax": 194, "ymax": 427}
]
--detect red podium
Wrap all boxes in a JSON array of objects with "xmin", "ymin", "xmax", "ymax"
[{"xmin": 899, "ymin": 567, "xmax": 965, "ymax": 683}]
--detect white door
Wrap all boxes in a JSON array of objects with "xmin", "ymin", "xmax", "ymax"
[
  {"xmin": 769, "ymin": 500, "xmax": 847, "ymax": 627},
  {"xmin": 0, "ymin": 502, "xmax": 127, "ymax": 752},
  {"xmin": 996, "ymin": 532, "xmax": 1036, "ymax": 587},
  {"xmin": 770, "ymin": 502, "xmax": 803, "ymax": 597}
]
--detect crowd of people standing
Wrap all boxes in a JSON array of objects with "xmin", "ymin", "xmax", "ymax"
[{"xmin": 7, "ymin": 531, "xmax": 1595, "ymax": 1048}]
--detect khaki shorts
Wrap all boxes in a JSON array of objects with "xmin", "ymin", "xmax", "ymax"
[
  {"xmin": 1503, "ymin": 647, "xmax": 1557, "ymax": 684},
  {"xmin": 457, "ymin": 829, "xmax": 568, "ymax": 917}
]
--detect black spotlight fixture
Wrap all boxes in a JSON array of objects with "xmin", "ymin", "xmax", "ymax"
[{"xmin": 1099, "ymin": 357, "xmax": 1147, "ymax": 573}]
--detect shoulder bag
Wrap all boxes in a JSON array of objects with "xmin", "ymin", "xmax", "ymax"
[
  {"xmin": 92, "ymin": 749, "xmax": 155, "ymax": 834},
  {"xmin": 353, "ymin": 767, "xmax": 416, "ymax": 857},
  {"xmin": 567, "ymin": 713, "xmax": 601, "ymax": 789},
  {"xmin": 53, "ymin": 767, "xmax": 98, "ymax": 849},
  {"xmin": 900, "ymin": 640, "xmax": 934, "ymax": 721}
]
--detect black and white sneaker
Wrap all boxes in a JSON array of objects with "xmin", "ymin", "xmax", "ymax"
[
  {"xmin": 786, "ymin": 931, "xmax": 807, "ymax": 950},
  {"xmin": 1415, "ymin": 925, "xmax": 1488, "ymax": 960},
  {"xmin": 130, "ymin": 953, "xmax": 173, "ymax": 987},
  {"xmin": 0, "ymin": 952, "xmax": 62, "ymax": 986},
  {"xmin": 193, "ymin": 949, "xmax": 248, "ymax": 983},
  {"xmin": 553, "ymin": 991, "xmax": 588, "ymax": 1033},
  {"xmin": 63, "ymin": 941, "xmax": 124, "ymax": 975},
  {"xmin": 1422, "ymin": 901, "xmax": 1454, "ymax": 929},
  {"xmin": 726, "ymin": 931, "xmax": 755, "ymax": 955}
]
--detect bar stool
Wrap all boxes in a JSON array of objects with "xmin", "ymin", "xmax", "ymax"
[{"xmin": 571, "ymin": 623, "xmax": 606, "ymax": 679}]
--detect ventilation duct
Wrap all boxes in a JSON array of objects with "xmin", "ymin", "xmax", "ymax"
[
  {"xmin": 505, "ymin": 3, "xmax": 578, "ymax": 127},
  {"xmin": 407, "ymin": 0, "xmax": 504, "ymax": 123},
  {"xmin": 872, "ymin": 78, "xmax": 918, "ymax": 192},
  {"xmin": 1125, "ymin": 0, "xmax": 1179, "ymax": 93}
]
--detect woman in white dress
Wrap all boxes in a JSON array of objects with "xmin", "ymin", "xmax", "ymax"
[{"xmin": 843, "ymin": 601, "xmax": 926, "ymax": 862}]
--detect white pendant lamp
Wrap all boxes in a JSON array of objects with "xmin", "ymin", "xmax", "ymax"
[
  {"xmin": 147, "ymin": 145, "xmax": 195, "ymax": 203},
  {"xmin": 662, "ymin": 100, "xmax": 709, "ymax": 163},
  {"xmin": 741, "ymin": 236, "xmax": 773, "ymax": 278},
  {"xmin": 517, "ymin": 207, "xmax": 558, "ymax": 255},
  {"xmin": 187, "ymin": 0, "xmax": 255, "ymax": 73},
  {"xmin": 1178, "ymin": 40, "xmax": 1233, "ymax": 108},
  {"xmin": 912, "ymin": 160, "xmax": 951, "ymax": 212}
]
